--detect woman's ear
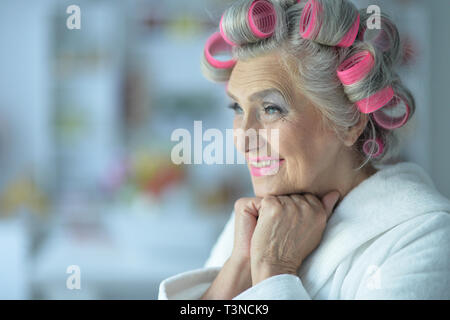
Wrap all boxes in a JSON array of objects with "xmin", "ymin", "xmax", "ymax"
[{"xmin": 343, "ymin": 113, "xmax": 369, "ymax": 147}]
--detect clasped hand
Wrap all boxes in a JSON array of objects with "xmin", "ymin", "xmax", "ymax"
[{"xmin": 231, "ymin": 191, "xmax": 340, "ymax": 286}]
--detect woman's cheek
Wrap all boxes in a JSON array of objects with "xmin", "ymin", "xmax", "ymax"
[
  {"xmin": 260, "ymin": 112, "xmax": 283, "ymax": 123},
  {"xmin": 233, "ymin": 117, "xmax": 239, "ymax": 130}
]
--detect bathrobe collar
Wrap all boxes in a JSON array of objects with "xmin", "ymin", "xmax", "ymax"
[{"xmin": 298, "ymin": 162, "xmax": 450, "ymax": 296}]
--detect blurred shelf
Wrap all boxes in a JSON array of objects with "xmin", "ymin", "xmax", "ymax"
[{"xmin": 31, "ymin": 206, "xmax": 229, "ymax": 299}]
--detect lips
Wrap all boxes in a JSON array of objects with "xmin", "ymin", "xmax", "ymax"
[{"xmin": 248, "ymin": 156, "xmax": 285, "ymax": 177}]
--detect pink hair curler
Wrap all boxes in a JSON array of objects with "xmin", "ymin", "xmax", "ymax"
[
  {"xmin": 220, "ymin": 14, "xmax": 237, "ymax": 47},
  {"xmin": 299, "ymin": 0, "xmax": 321, "ymax": 39},
  {"xmin": 220, "ymin": 0, "xmax": 277, "ymax": 47},
  {"xmin": 356, "ymin": 86, "xmax": 395, "ymax": 114},
  {"xmin": 372, "ymin": 95, "xmax": 410, "ymax": 130},
  {"xmin": 337, "ymin": 13, "xmax": 360, "ymax": 48},
  {"xmin": 204, "ymin": 32, "xmax": 237, "ymax": 70},
  {"xmin": 248, "ymin": 0, "xmax": 277, "ymax": 38},
  {"xmin": 337, "ymin": 50, "xmax": 375, "ymax": 85},
  {"xmin": 363, "ymin": 138, "xmax": 384, "ymax": 158},
  {"xmin": 299, "ymin": 0, "xmax": 360, "ymax": 48}
]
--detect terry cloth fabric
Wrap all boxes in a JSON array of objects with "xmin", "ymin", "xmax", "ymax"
[{"xmin": 158, "ymin": 162, "xmax": 450, "ymax": 300}]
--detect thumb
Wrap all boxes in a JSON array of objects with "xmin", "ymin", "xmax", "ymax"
[
  {"xmin": 321, "ymin": 191, "xmax": 341, "ymax": 219},
  {"xmin": 245, "ymin": 198, "xmax": 262, "ymax": 219}
]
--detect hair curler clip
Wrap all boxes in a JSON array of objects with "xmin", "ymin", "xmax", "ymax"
[
  {"xmin": 337, "ymin": 51, "xmax": 396, "ymax": 116},
  {"xmin": 220, "ymin": 15, "xmax": 237, "ymax": 47},
  {"xmin": 363, "ymin": 138, "xmax": 384, "ymax": 158},
  {"xmin": 356, "ymin": 86, "xmax": 395, "ymax": 114},
  {"xmin": 299, "ymin": 0, "xmax": 360, "ymax": 48},
  {"xmin": 337, "ymin": 14, "xmax": 360, "ymax": 47},
  {"xmin": 299, "ymin": 0, "xmax": 321, "ymax": 40},
  {"xmin": 337, "ymin": 50, "xmax": 375, "ymax": 85},
  {"xmin": 220, "ymin": 0, "xmax": 277, "ymax": 47},
  {"xmin": 248, "ymin": 0, "xmax": 277, "ymax": 38},
  {"xmin": 204, "ymin": 32, "xmax": 237, "ymax": 70},
  {"xmin": 372, "ymin": 94, "xmax": 410, "ymax": 130}
]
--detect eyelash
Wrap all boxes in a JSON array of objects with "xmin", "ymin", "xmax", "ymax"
[
  {"xmin": 228, "ymin": 103, "xmax": 243, "ymax": 114},
  {"xmin": 228, "ymin": 103, "xmax": 286, "ymax": 118},
  {"xmin": 264, "ymin": 105, "xmax": 285, "ymax": 116}
]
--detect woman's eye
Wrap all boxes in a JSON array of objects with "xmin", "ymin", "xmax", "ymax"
[
  {"xmin": 264, "ymin": 105, "xmax": 283, "ymax": 115},
  {"xmin": 228, "ymin": 103, "xmax": 243, "ymax": 115}
]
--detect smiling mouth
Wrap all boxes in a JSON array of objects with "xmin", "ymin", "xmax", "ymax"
[{"xmin": 248, "ymin": 157, "xmax": 285, "ymax": 177}]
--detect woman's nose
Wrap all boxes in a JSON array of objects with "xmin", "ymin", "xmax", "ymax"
[{"xmin": 235, "ymin": 114, "xmax": 266, "ymax": 154}]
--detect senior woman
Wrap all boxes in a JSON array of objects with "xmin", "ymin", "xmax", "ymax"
[{"xmin": 159, "ymin": 0, "xmax": 450, "ymax": 299}]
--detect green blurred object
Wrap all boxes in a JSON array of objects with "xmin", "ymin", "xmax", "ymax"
[{"xmin": 153, "ymin": 91, "xmax": 217, "ymax": 119}]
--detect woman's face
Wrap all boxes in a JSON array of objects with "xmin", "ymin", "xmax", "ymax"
[{"xmin": 227, "ymin": 52, "xmax": 352, "ymax": 198}]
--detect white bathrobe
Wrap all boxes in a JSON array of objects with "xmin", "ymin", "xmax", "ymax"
[{"xmin": 159, "ymin": 162, "xmax": 450, "ymax": 300}]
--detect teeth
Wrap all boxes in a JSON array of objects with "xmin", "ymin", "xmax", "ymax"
[{"xmin": 250, "ymin": 160, "xmax": 279, "ymax": 168}]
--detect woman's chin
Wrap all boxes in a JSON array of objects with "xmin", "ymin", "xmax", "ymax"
[
  {"xmin": 248, "ymin": 165, "xmax": 290, "ymax": 197},
  {"xmin": 252, "ymin": 182, "xmax": 285, "ymax": 198}
]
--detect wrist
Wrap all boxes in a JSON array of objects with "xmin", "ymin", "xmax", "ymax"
[
  {"xmin": 223, "ymin": 255, "xmax": 252, "ymax": 296},
  {"xmin": 228, "ymin": 252, "xmax": 251, "ymax": 268},
  {"xmin": 251, "ymin": 262, "xmax": 298, "ymax": 286},
  {"xmin": 201, "ymin": 256, "xmax": 251, "ymax": 300}
]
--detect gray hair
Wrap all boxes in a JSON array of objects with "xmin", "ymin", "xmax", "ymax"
[{"xmin": 201, "ymin": 0, "xmax": 416, "ymax": 169}]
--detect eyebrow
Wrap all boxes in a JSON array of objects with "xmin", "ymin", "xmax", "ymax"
[{"xmin": 226, "ymin": 88, "xmax": 287, "ymax": 103}]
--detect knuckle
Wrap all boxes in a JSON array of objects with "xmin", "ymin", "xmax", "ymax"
[
  {"xmin": 261, "ymin": 196, "xmax": 279, "ymax": 206},
  {"xmin": 261, "ymin": 197, "xmax": 282, "ymax": 217},
  {"xmin": 290, "ymin": 195, "xmax": 309, "ymax": 208},
  {"xmin": 268, "ymin": 209, "xmax": 280, "ymax": 219},
  {"xmin": 234, "ymin": 198, "xmax": 250, "ymax": 211},
  {"xmin": 290, "ymin": 194, "xmax": 304, "ymax": 202},
  {"xmin": 279, "ymin": 196, "xmax": 291, "ymax": 204},
  {"xmin": 297, "ymin": 198, "xmax": 310, "ymax": 209},
  {"xmin": 303, "ymin": 193, "xmax": 317, "ymax": 204}
]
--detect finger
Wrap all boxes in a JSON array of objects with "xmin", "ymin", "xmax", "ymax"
[
  {"xmin": 277, "ymin": 195, "xmax": 296, "ymax": 208},
  {"xmin": 262, "ymin": 195, "xmax": 282, "ymax": 207},
  {"xmin": 320, "ymin": 191, "xmax": 341, "ymax": 219},
  {"xmin": 235, "ymin": 197, "xmax": 262, "ymax": 218},
  {"xmin": 250, "ymin": 198, "xmax": 263, "ymax": 215},
  {"xmin": 289, "ymin": 194, "xmax": 310, "ymax": 210},
  {"xmin": 302, "ymin": 193, "xmax": 322, "ymax": 209},
  {"xmin": 260, "ymin": 196, "xmax": 283, "ymax": 219}
]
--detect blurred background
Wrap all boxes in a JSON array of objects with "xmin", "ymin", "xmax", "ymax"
[{"xmin": 0, "ymin": 0, "xmax": 449, "ymax": 299}]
